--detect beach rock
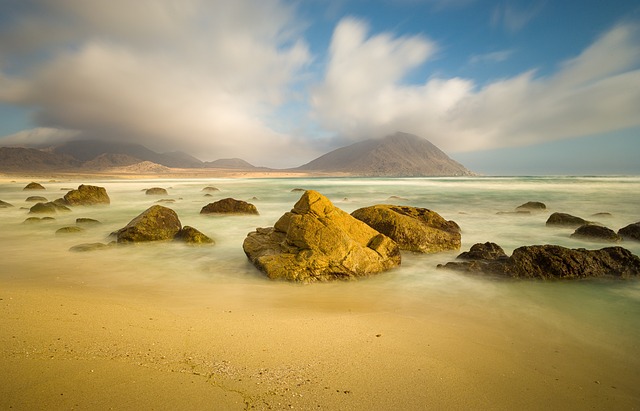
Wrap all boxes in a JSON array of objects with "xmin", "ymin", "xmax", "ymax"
[
  {"xmin": 116, "ymin": 205, "xmax": 182, "ymax": 243},
  {"xmin": 174, "ymin": 226, "xmax": 214, "ymax": 245},
  {"xmin": 23, "ymin": 182, "xmax": 45, "ymax": 190},
  {"xmin": 571, "ymin": 224, "xmax": 621, "ymax": 242},
  {"xmin": 64, "ymin": 185, "xmax": 110, "ymax": 206},
  {"xmin": 243, "ymin": 190, "xmax": 401, "ymax": 282},
  {"xmin": 516, "ymin": 201, "xmax": 546, "ymax": 211},
  {"xmin": 546, "ymin": 212, "xmax": 589, "ymax": 228},
  {"xmin": 457, "ymin": 242, "xmax": 508, "ymax": 261},
  {"xmin": 201, "ymin": 198, "xmax": 259, "ymax": 215},
  {"xmin": 351, "ymin": 205, "xmax": 461, "ymax": 253},
  {"xmin": 146, "ymin": 187, "xmax": 168, "ymax": 195},
  {"xmin": 56, "ymin": 226, "xmax": 85, "ymax": 235},
  {"xmin": 29, "ymin": 201, "xmax": 71, "ymax": 214},
  {"xmin": 618, "ymin": 222, "xmax": 640, "ymax": 241},
  {"xmin": 0, "ymin": 200, "xmax": 14, "ymax": 208},
  {"xmin": 23, "ymin": 216, "xmax": 55, "ymax": 224},
  {"xmin": 69, "ymin": 242, "xmax": 114, "ymax": 252},
  {"xmin": 202, "ymin": 186, "xmax": 219, "ymax": 192},
  {"xmin": 76, "ymin": 218, "xmax": 101, "ymax": 225},
  {"xmin": 25, "ymin": 196, "xmax": 47, "ymax": 202},
  {"xmin": 438, "ymin": 243, "xmax": 640, "ymax": 279}
]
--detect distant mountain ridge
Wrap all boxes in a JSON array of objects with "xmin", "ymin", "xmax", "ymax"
[{"xmin": 296, "ymin": 132, "xmax": 473, "ymax": 176}]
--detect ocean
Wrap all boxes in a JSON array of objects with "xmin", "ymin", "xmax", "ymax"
[{"xmin": 1, "ymin": 176, "xmax": 639, "ymax": 407}]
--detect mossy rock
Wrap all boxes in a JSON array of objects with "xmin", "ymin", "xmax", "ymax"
[
  {"xmin": 201, "ymin": 198, "xmax": 259, "ymax": 215},
  {"xmin": 64, "ymin": 185, "xmax": 110, "ymax": 206},
  {"xmin": 202, "ymin": 186, "xmax": 219, "ymax": 192},
  {"xmin": 26, "ymin": 196, "xmax": 48, "ymax": 202},
  {"xmin": 23, "ymin": 182, "xmax": 45, "ymax": 190},
  {"xmin": 116, "ymin": 205, "xmax": 182, "ymax": 243},
  {"xmin": 56, "ymin": 226, "xmax": 85, "ymax": 235},
  {"xmin": 145, "ymin": 187, "xmax": 168, "ymax": 195},
  {"xmin": 29, "ymin": 202, "xmax": 70, "ymax": 214},
  {"xmin": 76, "ymin": 218, "xmax": 101, "ymax": 225},
  {"xmin": 0, "ymin": 200, "xmax": 14, "ymax": 208},
  {"xmin": 174, "ymin": 226, "xmax": 215, "ymax": 245}
]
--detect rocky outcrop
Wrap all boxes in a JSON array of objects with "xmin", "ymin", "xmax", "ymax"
[
  {"xmin": 116, "ymin": 205, "xmax": 182, "ymax": 243},
  {"xmin": 516, "ymin": 201, "xmax": 546, "ymax": 211},
  {"xmin": 0, "ymin": 200, "xmax": 14, "ymax": 208},
  {"xmin": 63, "ymin": 185, "xmax": 110, "ymax": 206},
  {"xmin": 23, "ymin": 182, "xmax": 45, "ymax": 190},
  {"xmin": 174, "ymin": 226, "xmax": 214, "ymax": 244},
  {"xmin": 351, "ymin": 205, "xmax": 460, "ymax": 253},
  {"xmin": 243, "ymin": 190, "xmax": 401, "ymax": 282},
  {"xmin": 146, "ymin": 187, "xmax": 168, "ymax": 195},
  {"xmin": 546, "ymin": 212, "xmax": 589, "ymax": 228},
  {"xmin": 618, "ymin": 222, "xmax": 640, "ymax": 241},
  {"xmin": 571, "ymin": 224, "xmax": 621, "ymax": 242},
  {"xmin": 438, "ymin": 243, "xmax": 640, "ymax": 279},
  {"xmin": 29, "ymin": 201, "xmax": 71, "ymax": 214},
  {"xmin": 201, "ymin": 198, "xmax": 259, "ymax": 215}
]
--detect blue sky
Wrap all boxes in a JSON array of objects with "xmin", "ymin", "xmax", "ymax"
[{"xmin": 0, "ymin": 0, "xmax": 639, "ymax": 174}]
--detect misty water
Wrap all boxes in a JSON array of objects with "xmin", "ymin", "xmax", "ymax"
[{"xmin": 1, "ymin": 176, "xmax": 640, "ymax": 373}]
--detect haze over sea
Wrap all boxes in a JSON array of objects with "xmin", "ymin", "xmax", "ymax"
[{"xmin": 1, "ymin": 175, "xmax": 639, "ymax": 408}]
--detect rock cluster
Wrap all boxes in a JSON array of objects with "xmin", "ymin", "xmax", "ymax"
[
  {"xmin": 243, "ymin": 191, "xmax": 400, "ymax": 282},
  {"xmin": 438, "ymin": 242, "xmax": 640, "ymax": 279}
]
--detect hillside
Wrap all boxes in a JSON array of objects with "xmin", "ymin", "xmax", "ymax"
[
  {"xmin": 0, "ymin": 147, "xmax": 79, "ymax": 171},
  {"xmin": 296, "ymin": 132, "xmax": 474, "ymax": 176}
]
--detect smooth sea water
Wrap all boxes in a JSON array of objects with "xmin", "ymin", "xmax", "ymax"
[{"xmin": 1, "ymin": 176, "xmax": 640, "ymax": 372}]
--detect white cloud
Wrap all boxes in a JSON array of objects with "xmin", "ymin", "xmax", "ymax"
[
  {"xmin": 0, "ymin": 0, "xmax": 313, "ymax": 166},
  {"xmin": 312, "ymin": 20, "xmax": 640, "ymax": 153}
]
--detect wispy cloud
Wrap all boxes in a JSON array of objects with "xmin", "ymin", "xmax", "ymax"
[
  {"xmin": 469, "ymin": 49, "xmax": 515, "ymax": 64},
  {"xmin": 312, "ymin": 20, "xmax": 640, "ymax": 153},
  {"xmin": 491, "ymin": 1, "xmax": 546, "ymax": 32}
]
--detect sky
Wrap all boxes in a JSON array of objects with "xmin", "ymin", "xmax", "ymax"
[{"xmin": 0, "ymin": 0, "xmax": 639, "ymax": 174}]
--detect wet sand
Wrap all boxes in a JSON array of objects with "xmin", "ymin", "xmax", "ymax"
[{"xmin": 2, "ymin": 275, "xmax": 639, "ymax": 410}]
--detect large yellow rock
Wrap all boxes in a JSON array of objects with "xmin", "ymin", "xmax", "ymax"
[{"xmin": 243, "ymin": 190, "xmax": 400, "ymax": 282}]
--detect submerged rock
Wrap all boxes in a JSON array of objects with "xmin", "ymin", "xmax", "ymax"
[
  {"xmin": 25, "ymin": 196, "xmax": 47, "ymax": 202},
  {"xmin": 56, "ymin": 226, "xmax": 85, "ymax": 235},
  {"xmin": 496, "ymin": 211, "xmax": 530, "ymax": 215},
  {"xmin": 202, "ymin": 186, "xmax": 219, "ymax": 192},
  {"xmin": 69, "ymin": 242, "xmax": 114, "ymax": 252},
  {"xmin": 23, "ymin": 182, "xmax": 45, "ymax": 190},
  {"xmin": 516, "ymin": 201, "xmax": 546, "ymax": 211},
  {"xmin": 23, "ymin": 216, "xmax": 55, "ymax": 224},
  {"xmin": 438, "ymin": 243, "xmax": 640, "ymax": 279},
  {"xmin": 174, "ymin": 226, "xmax": 214, "ymax": 245},
  {"xmin": 546, "ymin": 212, "xmax": 589, "ymax": 228},
  {"xmin": 146, "ymin": 187, "xmax": 168, "ymax": 195},
  {"xmin": 201, "ymin": 198, "xmax": 259, "ymax": 215},
  {"xmin": 29, "ymin": 201, "xmax": 71, "ymax": 214},
  {"xmin": 0, "ymin": 200, "xmax": 14, "ymax": 208},
  {"xmin": 116, "ymin": 205, "xmax": 182, "ymax": 243},
  {"xmin": 457, "ymin": 242, "xmax": 507, "ymax": 261},
  {"xmin": 76, "ymin": 218, "xmax": 101, "ymax": 225},
  {"xmin": 351, "ymin": 205, "xmax": 461, "ymax": 253},
  {"xmin": 571, "ymin": 224, "xmax": 621, "ymax": 242},
  {"xmin": 64, "ymin": 185, "xmax": 110, "ymax": 206},
  {"xmin": 618, "ymin": 222, "xmax": 640, "ymax": 242},
  {"xmin": 243, "ymin": 190, "xmax": 400, "ymax": 282}
]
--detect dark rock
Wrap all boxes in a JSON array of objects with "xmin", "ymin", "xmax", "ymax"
[
  {"xmin": 571, "ymin": 224, "xmax": 621, "ymax": 242},
  {"xmin": 23, "ymin": 217, "xmax": 56, "ymax": 224},
  {"xmin": 243, "ymin": 190, "xmax": 400, "ymax": 282},
  {"xmin": 438, "ymin": 243, "xmax": 640, "ymax": 279},
  {"xmin": 351, "ymin": 205, "xmax": 461, "ymax": 253},
  {"xmin": 202, "ymin": 186, "xmax": 220, "ymax": 192},
  {"xmin": 200, "ymin": 198, "xmax": 259, "ymax": 215},
  {"xmin": 204, "ymin": 194, "xmax": 213, "ymax": 197},
  {"xmin": 26, "ymin": 196, "xmax": 47, "ymax": 202},
  {"xmin": 457, "ymin": 242, "xmax": 507, "ymax": 261},
  {"xmin": 291, "ymin": 188, "xmax": 305, "ymax": 192},
  {"xmin": 29, "ymin": 201, "xmax": 71, "ymax": 214},
  {"xmin": 546, "ymin": 212, "xmax": 589, "ymax": 228},
  {"xmin": 56, "ymin": 226, "xmax": 85, "ymax": 235},
  {"xmin": 69, "ymin": 242, "xmax": 114, "ymax": 252},
  {"xmin": 592, "ymin": 212, "xmax": 612, "ymax": 218},
  {"xmin": 64, "ymin": 185, "xmax": 110, "ymax": 206},
  {"xmin": 116, "ymin": 205, "xmax": 182, "ymax": 243},
  {"xmin": 146, "ymin": 187, "xmax": 168, "ymax": 195},
  {"xmin": 0, "ymin": 200, "xmax": 14, "ymax": 208},
  {"xmin": 76, "ymin": 218, "xmax": 101, "ymax": 225},
  {"xmin": 618, "ymin": 222, "xmax": 640, "ymax": 242},
  {"xmin": 23, "ymin": 182, "xmax": 45, "ymax": 190},
  {"xmin": 516, "ymin": 201, "xmax": 546, "ymax": 211},
  {"xmin": 174, "ymin": 226, "xmax": 214, "ymax": 245}
]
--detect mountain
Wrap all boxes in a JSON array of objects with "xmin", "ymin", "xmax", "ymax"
[
  {"xmin": 295, "ymin": 132, "xmax": 474, "ymax": 176},
  {"xmin": 81, "ymin": 153, "xmax": 142, "ymax": 169},
  {"xmin": 203, "ymin": 158, "xmax": 258, "ymax": 169},
  {"xmin": 53, "ymin": 140, "xmax": 204, "ymax": 168},
  {"xmin": 0, "ymin": 147, "xmax": 79, "ymax": 171}
]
